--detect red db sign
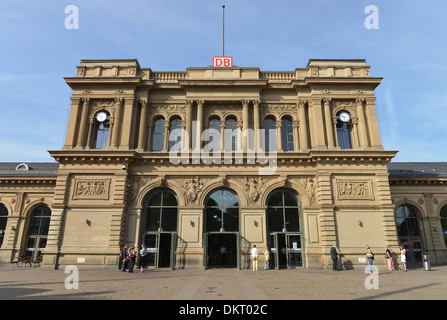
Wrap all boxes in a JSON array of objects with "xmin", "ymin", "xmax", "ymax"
[{"xmin": 213, "ymin": 56, "xmax": 233, "ymax": 67}]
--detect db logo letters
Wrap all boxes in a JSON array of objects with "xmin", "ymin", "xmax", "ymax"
[{"xmin": 213, "ymin": 56, "xmax": 233, "ymax": 67}]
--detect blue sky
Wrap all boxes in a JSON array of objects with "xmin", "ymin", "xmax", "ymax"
[{"xmin": 0, "ymin": 0, "xmax": 446, "ymax": 163}]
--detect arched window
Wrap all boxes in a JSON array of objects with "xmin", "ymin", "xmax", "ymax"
[
  {"xmin": 264, "ymin": 117, "xmax": 277, "ymax": 152},
  {"xmin": 143, "ymin": 189, "xmax": 178, "ymax": 232},
  {"xmin": 168, "ymin": 117, "xmax": 182, "ymax": 151},
  {"xmin": 205, "ymin": 189, "xmax": 239, "ymax": 232},
  {"xmin": 281, "ymin": 116, "xmax": 294, "ymax": 151},
  {"xmin": 267, "ymin": 189, "xmax": 301, "ymax": 232},
  {"xmin": 440, "ymin": 205, "xmax": 447, "ymax": 247},
  {"xmin": 25, "ymin": 205, "xmax": 51, "ymax": 259},
  {"xmin": 395, "ymin": 205, "xmax": 423, "ymax": 263},
  {"xmin": 224, "ymin": 117, "xmax": 238, "ymax": 152},
  {"xmin": 336, "ymin": 111, "xmax": 352, "ymax": 149},
  {"xmin": 93, "ymin": 111, "xmax": 110, "ymax": 149},
  {"xmin": 151, "ymin": 118, "xmax": 165, "ymax": 151},
  {"xmin": 0, "ymin": 204, "xmax": 8, "ymax": 247}
]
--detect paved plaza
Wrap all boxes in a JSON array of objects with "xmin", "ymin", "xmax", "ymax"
[{"xmin": 1, "ymin": 263, "xmax": 446, "ymax": 301}]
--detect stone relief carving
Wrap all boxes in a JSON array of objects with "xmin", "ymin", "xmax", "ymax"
[
  {"xmin": 182, "ymin": 177, "xmax": 204, "ymax": 204},
  {"xmin": 72, "ymin": 179, "xmax": 110, "ymax": 200},
  {"xmin": 242, "ymin": 177, "xmax": 266, "ymax": 203},
  {"xmin": 336, "ymin": 180, "xmax": 372, "ymax": 200},
  {"xmin": 295, "ymin": 177, "xmax": 318, "ymax": 205}
]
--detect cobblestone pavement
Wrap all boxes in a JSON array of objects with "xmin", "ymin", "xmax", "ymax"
[{"xmin": 1, "ymin": 263, "xmax": 446, "ymax": 301}]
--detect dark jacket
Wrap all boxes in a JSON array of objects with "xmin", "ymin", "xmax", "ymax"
[{"xmin": 330, "ymin": 247, "xmax": 338, "ymax": 260}]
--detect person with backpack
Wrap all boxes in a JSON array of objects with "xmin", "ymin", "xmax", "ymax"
[{"xmin": 366, "ymin": 245, "xmax": 375, "ymax": 275}]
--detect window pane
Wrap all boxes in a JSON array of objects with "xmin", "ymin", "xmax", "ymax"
[
  {"xmin": 267, "ymin": 191, "xmax": 283, "ymax": 207},
  {"xmin": 162, "ymin": 190, "xmax": 177, "ymax": 206},
  {"xmin": 224, "ymin": 118, "xmax": 238, "ymax": 151},
  {"xmin": 151, "ymin": 118, "xmax": 165, "ymax": 151},
  {"xmin": 285, "ymin": 208, "xmax": 300, "ymax": 232},
  {"xmin": 281, "ymin": 118, "xmax": 294, "ymax": 151},
  {"xmin": 168, "ymin": 117, "xmax": 182, "ymax": 151},
  {"xmin": 206, "ymin": 207, "xmax": 222, "ymax": 232},
  {"xmin": 147, "ymin": 191, "xmax": 162, "ymax": 206},
  {"xmin": 283, "ymin": 191, "xmax": 298, "ymax": 206},
  {"xmin": 146, "ymin": 208, "xmax": 160, "ymax": 231},
  {"xmin": 223, "ymin": 207, "xmax": 239, "ymax": 232},
  {"xmin": 161, "ymin": 208, "xmax": 178, "ymax": 231},
  {"xmin": 267, "ymin": 207, "xmax": 283, "ymax": 232},
  {"xmin": 222, "ymin": 190, "xmax": 238, "ymax": 207},
  {"xmin": 264, "ymin": 118, "xmax": 276, "ymax": 152}
]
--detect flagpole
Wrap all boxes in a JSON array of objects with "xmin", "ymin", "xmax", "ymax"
[{"xmin": 222, "ymin": 5, "xmax": 225, "ymax": 57}]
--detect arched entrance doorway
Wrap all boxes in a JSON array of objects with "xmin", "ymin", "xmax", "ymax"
[
  {"xmin": 203, "ymin": 188, "xmax": 240, "ymax": 268},
  {"xmin": 141, "ymin": 188, "xmax": 178, "ymax": 269},
  {"xmin": 266, "ymin": 189, "xmax": 304, "ymax": 269},
  {"xmin": 395, "ymin": 204, "xmax": 424, "ymax": 265},
  {"xmin": 25, "ymin": 205, "xmax": 51, "ymax": 260}
]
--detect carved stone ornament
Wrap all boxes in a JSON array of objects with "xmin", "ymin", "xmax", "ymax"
[
  {"xmin": 72, "ymin": 179, "xmax": 110, "ymax": 200},
  {"xmin": 294, "ymin": 177, "xmax": 317, "ymax": 205},
  {"xmin": 243, "ymin": 177, "xmax": 266, "ymax": 204},
  {"xmin": 182, "ymin": 177, "xmax": 204, "ymax": 204},
  {"xmin": 336, "ymin": 179, "xmax": 372, "ymax": 200}
]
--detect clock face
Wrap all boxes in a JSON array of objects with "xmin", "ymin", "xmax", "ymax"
[
  {"xmin": 96, "ymin": 112, "xmax": 107, "ymax": 122},
  {"xmin": 339, "ymin": 112, "xmax": 350, "ymax": 122}
]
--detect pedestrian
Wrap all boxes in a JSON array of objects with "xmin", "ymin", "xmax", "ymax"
[
  {"xmin": 127, "ymin": 246, "xmax": 136, "ymax": 273},
  {"xmin": 251, "ymin": 245, "xmax": 258, "ymax": 271},
  {"xmin": 139, "ymin": 243, "xmax": 148, "ymax": 273},
  {"xmin": 263, "ymin": 246, "xmax": 270, "ymax": 270},
  {"xmin": 400, "ymin": 245, "xmax": 407, "ymax": 272},
  {"xmin": 365, "ymin": 245, "xmax": 376, "ymax": 274},
  {"xmin": 386, "ymin": 245, "xmax": 395, "ymax": 271},
  {"xmin": 120, "ymin": 245, "xmax": 129, "ymax": 272},
  {"xmin": 330, "ymin": 245, "xmax": 338, "ymax": 271}
]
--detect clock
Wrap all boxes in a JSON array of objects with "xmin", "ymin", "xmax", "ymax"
[
  {"xmin": 96, "ymin": 112, "xmax": 107, "ymax": 122},
  {"xmin": 339, "ymin": 112, "xmax": 350, "ymax": 123}
]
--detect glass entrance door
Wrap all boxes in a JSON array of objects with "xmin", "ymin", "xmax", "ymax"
[
  {"xmin": 269, "ymin": 233, "xmax": 303, "ymax": 269},
  {"xmin": 204, "ymin": 232, "xmax": 240, "ymax": 269},
  {"xmin": 143, "ymin": 232, "xmax": 176, "ymax": 269}
]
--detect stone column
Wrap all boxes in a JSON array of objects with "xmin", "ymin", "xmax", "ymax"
[
  {"xmin": 323, "ymin": 98, "xmax": 335, "ymax": 148},
  {"xmin": 242, "ymin": 100, "xmax": 249, "ymax": 150},
  {"xmin": 292, "ymin": 120, "xmax": 300, "ymax": 151},
  {"xmin": 253, "ymin": 100, "xmax": 261, "ymax": 151},
  {"xmin": 276, "ymin": 120, "xmax": 283, "ymax": 152},
  {"xmin": 309, "ymin": 98, "xmax": 326, "ymax": 149},
  {"xmin": 120, "ymin": 97, "xmax": 136, "ymax": 150},
  {"xmin": 195, "ymin": 100, "xmax": 204, "ymax": 152},
  {"xmin": 111, "ymin": 97, "xmax": 123, "ymax": 149},
  {"xmin": 185, "ymin": 100, "xmax": 193, "ymax": 151},
  {"xmin": 76, "ymin": 98, "xmax": 90, "ymax": 149},
  {"xmin": 85, "ymin": 118, "xmax": 94, "ymax": 149},
  {"xmin": 298, "ymin": 100, "xmax": 309, "ymax": 150},
  {"xmin": 137, "ymin": 100, "xmax": 148, "ymax": 151},
  {"xmin": 63, "ymin": 97, "xmax": 82, "ymax": 149},
  {"xmin": 356, "ymin": 98, "xmax": 369, "ymax": 148}
]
